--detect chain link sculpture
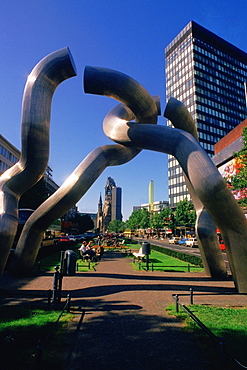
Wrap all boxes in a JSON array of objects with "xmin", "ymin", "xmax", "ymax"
[
  {"xmin": 1, "ymin": 48, "xmax": 247, "ymax": 292},
  {"xmin": 0, "ymin": 48, "xmax": 76, "ymax": 277},
  {"xmin": 10, "ymin": 64, "xmax": 160, "ymax": 276}
]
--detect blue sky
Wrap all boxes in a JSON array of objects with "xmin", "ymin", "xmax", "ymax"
[{"xmin": 0, "ymin": 0, "xmax": 246, "ymax": 220}]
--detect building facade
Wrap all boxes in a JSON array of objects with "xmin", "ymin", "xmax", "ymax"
[
  {"xmin": 212, "ymin": 118, "xmax": 247, "ymax": 196},
  {"xmin": 0, "ymin": 134, "xmax": 60, "ymax": 205},
  {"xmin": 165, "ymin": 21, "xmax": 247, "ymax": 208},
  {"xmin": 134, "ymin": 200, "xmax": 169, "ymax": 213},
  {"xmin": 0, "ymin": 134, "xmax": 19, "ymax": 175}
]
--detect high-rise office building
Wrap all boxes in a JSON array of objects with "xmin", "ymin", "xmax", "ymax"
[{"xmin": 165, "ymin": 21, "xmax": 247, "ymax": 208}]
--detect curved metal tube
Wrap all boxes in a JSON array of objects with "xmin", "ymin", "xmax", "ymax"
[
  {"xmin": 103, "ymin": 105, "xmax": 247, "ymax": 293},
  {"xmin": 0, "ymin": 47, "xmax": 76, "ymax": 277},
  {"xmin": 11, "ymin": 68, "xmax": 159, "ymax": 275},
  {"xmin": 164, "ymin": 98, "xmax": 227, "ymax": 279},
  {"xmin": 84, "ymin": 66, "xmax": 160, "ymax": 124}
]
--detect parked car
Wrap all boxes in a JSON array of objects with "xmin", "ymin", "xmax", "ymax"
[
  {"xmin": 219, "ymin": 238, "xmax": 226, "ymax": 251},
  {"xmin": 59, "ymin": 235, "xmax": 71, "ymax": 243},
  {"xmin": 40, "ymin": 237, "xmax": 58, "ymax": 247},
  {"xmin": 178, "ymin": 238, "xmax": 188, "ymax": 245},
  {"xmin": 185, "ymin": 237, "xmax": 198, "ymax": 247},
  {"xmin": 168, "ymin": 237, "xmax": 180, "ymax": 244}
]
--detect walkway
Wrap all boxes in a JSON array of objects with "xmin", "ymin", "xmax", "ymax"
[{"xmin": 1, "ymin": 250, "xmax": 247, "ymax": 369}]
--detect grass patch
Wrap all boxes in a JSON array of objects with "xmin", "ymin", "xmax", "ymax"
[
  {"xmin": 0, "ymin": 305, "xmax": 74, "ymax": 369},
  {"xmin": 132, "ymin": 249, "xmax": 204, "ymax": 272},
  {"xmin": 166, "ymin": 304, "xmax": 247, "ymax": 367}
]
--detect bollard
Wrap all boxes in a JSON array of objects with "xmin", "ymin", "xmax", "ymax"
[
  {"xmin": 175, "ymin": 294, "xmax": 179, "ymax": 313},
  {"xmin": 190, "ymin": 287, "xmax": 194, "ymax": 305},
  {"xmin": 58, "ymin": 270, "xmax": 64, "ymax": 303},
  {"xmin": 66, "ymin": 294, "xmax": 71, "ymax": 313},
  {"xmin": 52, "ymin": 265, "xmax": 60, "ymax": 305},
  {"xmin": 188, "ymin": 264, "xmax": 190, "ymax": 272}
]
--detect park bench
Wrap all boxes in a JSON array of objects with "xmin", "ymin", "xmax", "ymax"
[{"xmin": 133, "ymin": 247, "xmax": 145, "ymax": 261}]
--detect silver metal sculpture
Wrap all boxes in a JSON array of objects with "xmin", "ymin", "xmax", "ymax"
[
  {"xmin": 0, "ymin": 48, "xmax": 76, "ymax": 278},
  {"xmin": 102, "ymin": 100, "xmax": 247, "ymax": 293},
  {"xmin": 164, "ymin": 98, "xmax": 227, "ymax": 279},
  {"xmin": 4, "ymin": 54, "xmax": 247, "ymax": 293},
  {"xmin": 10, "ymin": 67, "xmax": 160, "ymax": 275}
]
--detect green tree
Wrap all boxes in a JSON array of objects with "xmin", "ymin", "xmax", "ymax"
[
  {"xmin": 70, "ymin": 214, "xmax": 94, "ymax": 233},
  {"xmin": 125, "ymin": 208, "xmax": 150, "ymax": 230},
  {"xmin": 108, "ymin": 219, "xmax": 126, "ymax": 233},
  {"xmin": 174, "ymin": 198, "xmax": 196, "ymax": 227},
  {"xmin": 149, "ymin": 209, "xmax": 173, "ymax": 230},
  {"xmin": 228, "ymin": 127, "xmax": 247, "ymax": 206}
]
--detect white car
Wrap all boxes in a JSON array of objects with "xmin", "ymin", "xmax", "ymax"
[
  {"xmin": 185, "ymin": 238, "xmax": 198, "ymax": 247},
  {"xmin": 168, "ymin": 237, "xmax": 180, "ymax": 244},
  {"xmin": 68, "ymin": 235, "xmax": 76, "ymax": 242}
]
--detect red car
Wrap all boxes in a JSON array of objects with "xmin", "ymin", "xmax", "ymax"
[
  {"xmin": 219, "ymin": 239, "xmax": 226, "ymax": 251},
  {"xmin": 60, "ymin": 235, "xmax": 70, "ymax": 242}
]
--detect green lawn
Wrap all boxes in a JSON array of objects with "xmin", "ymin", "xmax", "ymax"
[
  {"xmin": 167, "ymin": 304, "xmax": 247, "ymax": 368},
  {"xmin": 131, "ymin": 249, "xmax": 204, "ymax": 272},
  {"xmin": 0, "ymin": 305, "xmax": 74, "ymax": 369}
]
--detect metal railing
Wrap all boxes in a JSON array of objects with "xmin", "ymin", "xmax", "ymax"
[
  {"xmin": 134, "ymin": 260, "xmax": 202, "ymax": 272},
  {"xmin": 172, "ymin": 292, "xmax": 247, "ymax": 369},
  {"xmin": 30, "ymin": 294, "xmax": 71, "ymax": 369}
]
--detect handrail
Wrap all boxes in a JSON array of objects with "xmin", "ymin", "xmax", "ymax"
[{"xmin": 172, "ymin": 294, "xmax": 247, "ymax": 369}]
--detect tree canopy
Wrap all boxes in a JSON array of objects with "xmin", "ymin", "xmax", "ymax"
[
  {"xmin": 174, "ymin": 198, "xmax": 196, "ymax": 226},
  {"xmin": 125, "ymin": 208, "xmax": 150, "ymax": 230},
  {"xmin": 108, "ymin": 219, "xmax": 126, "ymax": 233}
]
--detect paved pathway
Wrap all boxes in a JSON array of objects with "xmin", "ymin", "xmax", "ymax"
[{"xmin": 1, "ymin": 250, "xmax": 247, "ymax": 369}]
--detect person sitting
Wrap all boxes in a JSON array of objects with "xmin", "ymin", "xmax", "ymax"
[
  {"xmin": 80, "ymin": 240, "xmax": 97, "ymax": 261},
  {"xmin": 78, "ymin": 241, "xmax": 88, "ymax": 258}
]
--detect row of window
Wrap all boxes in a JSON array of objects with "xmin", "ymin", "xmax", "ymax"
[
  {"xmin": 197, "ymin": 98, "xmax": 241, "ymax": 115},
  {"xmin": 194, "ymin": 62, "xmax": 246, "ymax": 91},
  {"xmin": 197, "ymin": 103, "xmax": 240, "ymax": 120},
  {"xmin": 198, "ymin": 121, "xmax": 234, "ymax": 133},
  {"xmin": 198, "ymin": 132, "xmax": 218, "ymax": 143},
  {"xmin": 194, "ymin": 58, "xmax": 246, "ymax": 81},
  {"xmin": 166, "ymin": 36, "xmax": 193, "ymax": 64},
  {"xmin": 169, "ymin": 174, "xmax": 185, "ymax": 186},
  {"xmin": 169, "ymin": 184, "xmax": 187, "ymax": 195},
  {"xmin": 0, "ymin": 161, "xmax": 10, "ymax": 173},
  {"xmin": 166, "ymin": 57, "xmax": 193, "ymax": 80},
  {"xmin": 201, "ymin": 142, "xmax": 214, "ymax": 154},
  {"xmin": 169, "ymin": 193, "xmax": 191, "ymax": 206},
  {"xmin": 194, "ymin": 42, "xmax": 247, "ymax": 73},
  {"xmin": 0, "ymin": 145, "xmax": 18, "ymax": 163}
]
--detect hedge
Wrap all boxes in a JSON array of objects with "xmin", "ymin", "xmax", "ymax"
[{"xmin": 148, "ymin": 243, "xmax": 203, "ymax": 267}]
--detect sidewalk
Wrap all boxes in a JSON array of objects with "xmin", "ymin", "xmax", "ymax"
[{"xmin": 1, "ymin": 250, "xmax": 247, "ymax": 369}]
